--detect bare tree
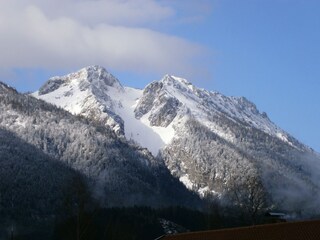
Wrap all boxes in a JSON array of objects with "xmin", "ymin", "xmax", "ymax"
[{"xmin": 228, "ymin": 170, "xmax": 267, "ymax": 224}]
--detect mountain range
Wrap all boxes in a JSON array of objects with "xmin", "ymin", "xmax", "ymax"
[{"xmin": 1, "ymin": 65, "xmax": 320, "ymax": 225}]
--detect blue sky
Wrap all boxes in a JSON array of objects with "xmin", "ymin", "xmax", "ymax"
[{"xmin": 1, "ymin": 0, "xmax": 319, "ymax": 151}]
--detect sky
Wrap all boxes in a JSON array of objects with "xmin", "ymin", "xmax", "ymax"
[{"xmin": 0, "ymin": 0, "xmax": 319, "ymax": 152}]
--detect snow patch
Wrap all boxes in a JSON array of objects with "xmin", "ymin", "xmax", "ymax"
[
  {"xmin": 179, "ymin": 174, "xmax": 194, "ymax": 190},
  {"xmin": 198, "ymin": 186, "xmax": 210, "ymax": 197},
  {"xmin": 33, "ymin": 81, "xmax": 90, "ymax": 116},
  {"xmin": 198, "ymin": 186, "xmax": 221, "ymax": 198}
]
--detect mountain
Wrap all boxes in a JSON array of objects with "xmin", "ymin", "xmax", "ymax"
[
  {"xmin": 33, "ymin": 66, "xmax": 320, "ymax": 217},
  {"xmin": 33, "ymin": 65, "xmax": 170, "ymax": 155},
  {"xmin": 0, "ymin": 81, "xmax": 199, "ymax": 211}
]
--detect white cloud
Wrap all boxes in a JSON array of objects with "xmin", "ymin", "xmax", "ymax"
[
  {"xmin": 0, "ymin": 0, "xmax": 206, "ymax": 78},
  {"xmin": 21, "ymin": 0, "xmax": 175, "ymax": 26}
]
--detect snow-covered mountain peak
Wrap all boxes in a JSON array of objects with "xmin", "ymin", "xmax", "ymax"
[
  {"xmin": 135, "ymin": 74, "xmax": 299, "ymax": 149},
  {"xmin": 159, "ymin": 75, "xmax": 265, "ymax": 122},
  {"xmin": 33, "ymin": 66, "xmax": 126, "ymax": 135},
  {"xmin": 38, "ymin": 65, "xmax": 123, "ymax": 96},
  {"xmin": 81, "ymin": 65, "xmax": 123, "ymax": 89},
  {"xmin": 161, "ymin": 74, "xmax": 192, "ymax": 86},
  {"xmin": 159, "ymin": 74, "xmax": 197, "ymax": 95}
]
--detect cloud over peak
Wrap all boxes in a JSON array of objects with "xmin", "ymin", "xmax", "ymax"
[{"xmin": 0, "ymin": 0, "xmax": 207, "ymax": 78}]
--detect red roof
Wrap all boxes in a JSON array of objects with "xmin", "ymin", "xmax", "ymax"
[{"xmin": 162, "ymin": 220, "xmax": 320, "ymax": 240}]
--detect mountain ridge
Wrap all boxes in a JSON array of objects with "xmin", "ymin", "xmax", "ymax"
[
  {"xmin": 4, "ymin": 65, "xmax": 320, "ymax": 217},
  {"xmin": 34, "ymin": 66, "xmax": 308, "ymax": 155}
]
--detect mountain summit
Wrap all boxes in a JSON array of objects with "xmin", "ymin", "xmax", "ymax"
[
  {"xmin": 35, "ymin": 65, "xmax": 125, "ymax": 134},
  {"xmin": 38, "ymin": 65, "xmax": 123, "ymax": 96},
  {"xmin": 33, "ymin": 66, "xmax": 320, "ymax": 216}
]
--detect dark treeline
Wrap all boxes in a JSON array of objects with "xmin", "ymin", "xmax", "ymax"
[{"xmin": 5, "ymin": 203, "xmax": 272, "ymax": 240}]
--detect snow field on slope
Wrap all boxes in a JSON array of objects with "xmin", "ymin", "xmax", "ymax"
[
  {"xmin": 106, "ymin": 86, "xmax": 176, "ymax": 156},
  {"xmin": 33, "ymin": 80, "xmax": 90, "ymax": 115}
]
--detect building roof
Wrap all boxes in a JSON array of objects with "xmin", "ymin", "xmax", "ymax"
[
  {"xmin": 161, "ymin": 220, "xmax": 320, "ymax": 240},
  {"xmin": 266, "ymin": 212, "xmax": 286, "ymax": 217}
]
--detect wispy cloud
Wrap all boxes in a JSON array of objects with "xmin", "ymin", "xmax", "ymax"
[
  {"xmin": 0, "ymin": 0, "xmax": 209, "ymax": 81},
  {"xmin": 20, "ymin": 0, "xmax": 175, "ymax": 26}
]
